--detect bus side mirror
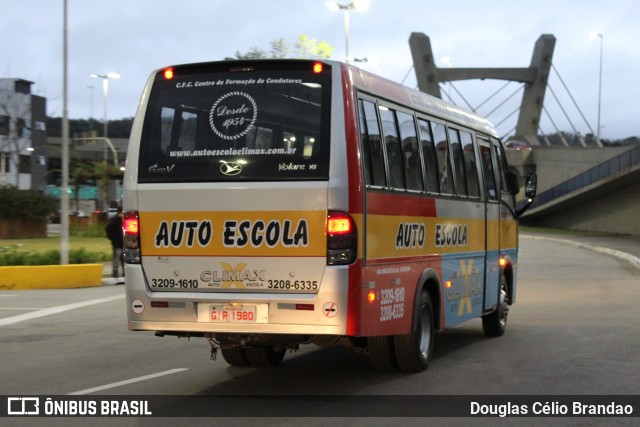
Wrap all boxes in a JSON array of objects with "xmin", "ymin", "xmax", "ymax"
[
  {"xmin": 515, "ymin": 173, "xmax": 537, "ymax": 218},
  {"xmin": 524, "ymin": 173, "xmax": 537, "ymax": 199}
]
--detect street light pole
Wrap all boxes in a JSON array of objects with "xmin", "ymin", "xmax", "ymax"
[
  {"xmin": 90, "ymin": 72, "xmax": 120, "ymax": 211},
  {"xmin": 61, "ymin": 0, "xmax": 70, "ymax": 265},
  {"xmin": 326, "ymin": 0, "xmax": 369, "ymax": 63},
  {"xmin": 87, "ymin": 85, "xmax": 94, "ymax": 133},
  {"xmin": 596, "ymin": 33, "xmax": 603, "ymax": 141},
  {"xmin": 90, "ymin": 72, "xmax": 120, "ymax": 161}
]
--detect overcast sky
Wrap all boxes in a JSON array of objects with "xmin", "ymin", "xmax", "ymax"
[{"xmin": 2, "ymin": 0, "xmax": 638, "ymax": 140}]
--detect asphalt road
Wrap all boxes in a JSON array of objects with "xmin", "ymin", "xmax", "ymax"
[{"xmin": 1, "ymin": 236, "xmax": 639, "ymax": 425}]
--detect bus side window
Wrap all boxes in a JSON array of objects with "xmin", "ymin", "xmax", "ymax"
[
  {"xmin": 379, "ymin": 106, "xmax": 405, "ymax": 190},
  {"xmin": 417, "ymin": 118, "xmax": 440, "ymax": 193},
  {"xmin": 178, "ymin": 111, "xmax": 197, "ymax": 152},
  {"xmin": 358, "ymin": 99, "xmax": 387, "ymax": 187},
  {"xmin": 396, "ymin": 111, "xmax": 423, "ymax": 192},
  {"xmin": 461, "ymin": 131, "xmax": 480, "ymax": 198},
  {"xmin": 448, "ymin": 127, "xmax": 467, "ymax": 196},
  {"xmin": 432, "ymin": 122, "xmax": 454, "ymax": 195},
  {"xmin": 479, "ymin": 142, "xmax": 498, "ymax": 201},
  {"xmin": 492, "ymin": 139, "xmax": 516, "ymax": 210},
  {"xmin": 160, "ymin": 107, "xmax": 175, "ymax": 154}
]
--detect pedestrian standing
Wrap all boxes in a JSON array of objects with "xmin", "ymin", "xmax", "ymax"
[{"xmin": 106, "ymin": 207, "xmax": 124, "ymax": 279}]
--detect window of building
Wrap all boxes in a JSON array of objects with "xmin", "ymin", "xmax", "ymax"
[{"xmin": 0, "ymin": 115, "xmax": 9, "ymax": 136}]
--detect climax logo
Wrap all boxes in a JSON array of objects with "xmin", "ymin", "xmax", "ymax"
[
  {"xmin": 200, "ymin": 262, "xmax": 267, "ymax": 289},
  {"xmin": 219, "ymin": 160, "xmax": 243, "ymax": 176}
]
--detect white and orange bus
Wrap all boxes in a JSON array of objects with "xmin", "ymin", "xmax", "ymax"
[{"xmin": 123, "ymin": 59, "xmax": 536, "ymax": 372}]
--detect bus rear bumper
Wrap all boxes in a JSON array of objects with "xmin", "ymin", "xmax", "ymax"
[
  {"xmin": 125, "ymin": 264, "xmax": 350, "ymax": 337},
  {"xmin": 128, "ymin": 320, "xmax": 346, "ymax": 336}
]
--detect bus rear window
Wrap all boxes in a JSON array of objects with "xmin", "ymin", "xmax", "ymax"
[{"xmin": 138, "ymin": 62, "xmax": 331, "ymax": 182}]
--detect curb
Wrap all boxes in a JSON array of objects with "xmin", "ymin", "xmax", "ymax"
[
  {"xmin": 0, "ymin": 264, "xmax": 103, "ymax": 291},
  {"xmin": 521, "ymin": 234, "xmax": 640, "ymax": 271}
]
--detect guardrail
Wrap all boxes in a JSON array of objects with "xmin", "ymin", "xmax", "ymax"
[{"xmin": 531, "ymin": 144, "xmax": 640, "ymax": 208}]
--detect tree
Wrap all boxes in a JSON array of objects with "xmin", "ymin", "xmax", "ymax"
[
  {"xmin": 232, "ymin": 35, "xmax": 334, "ymax": 60},
  {"xmin": 270, "ymin": 38, "xmax": 288, "ymax": 59},
  {"xmin": 293, "ymin": 35, "xmax": 335, "ymax": 59},
  {"xmin": 46, "ymin": 117, "xmax": 133, "ymax": 138}
]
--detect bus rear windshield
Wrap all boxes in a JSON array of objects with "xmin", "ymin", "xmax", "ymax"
[{"xmin": 138, "ymin": 62, "xmax": 331, "ymax": 183}]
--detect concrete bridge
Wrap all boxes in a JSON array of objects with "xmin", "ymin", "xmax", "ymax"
[
  {"xmin": 410, "ymin": 32, "xmax": 638, "ymax": 237},
  {"xmin": 508, "ymin": 145, "xmax": 640, "ymax": 236}
]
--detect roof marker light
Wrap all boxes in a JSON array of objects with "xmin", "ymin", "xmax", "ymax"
[
  {"xmin": 312, "ymin": 62, "xmax": 323, "ymax": 74},
  {"xmin": 163, "ymin": 68, "xmax": 174, "ymax": 80}
]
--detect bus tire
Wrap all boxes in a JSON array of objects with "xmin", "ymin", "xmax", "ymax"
[
  {"xmin": 220, "ymin": 347, "xmax": 251, "ymax": 367},
  {"xmin": 394, "ymin": 290, "xmax": 434, "ymax": 372},
  {"xmin": 368, "ymin": 336, "xmax": 397, "ymax": 371},
  {"xmin": 245, "ymin": 346, "xmax": 286, "ymax": 367},
  {"xmin": 482, "ymin": 272, "xmax": 509, "ymax": 337}
]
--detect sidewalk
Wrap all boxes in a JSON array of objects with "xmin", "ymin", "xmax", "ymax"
[
  {"xmin": 101, "ymin": 262, "xmax": 124, "ymax": 286},
  {"xmin": 521, "ymin": 228, "xmax": 640, "ymax": 271}
]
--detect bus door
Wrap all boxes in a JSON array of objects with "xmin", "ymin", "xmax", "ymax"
[
  {"xmin": 478, "ymin": 138, "xmax": 501, "ymax": 311},
  {"xmin": 492, "ymin": 137, "xmax": 519, "ymax": 302}
]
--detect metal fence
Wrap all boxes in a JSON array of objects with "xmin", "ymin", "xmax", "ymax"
[{"xmin": 531, "ymin": 145, "xmax": 640, "ymax": 208}]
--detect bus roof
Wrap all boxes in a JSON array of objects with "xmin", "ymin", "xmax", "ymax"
[
  {"xmin": 151, "ymin": 58, "xmax": 499, "ymax": 139},
  {"xmin": 339, "ymin": 60, "xmax": 499, "ymax": 139}
]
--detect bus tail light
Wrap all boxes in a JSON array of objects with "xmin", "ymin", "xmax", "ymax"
[
  {"xmin": 123, "ymin": 211, "xmax": 141, "ymax": 264},
  {"xmin": 327, "ymin": 211, "xmax": 357, "ymax": 265}
]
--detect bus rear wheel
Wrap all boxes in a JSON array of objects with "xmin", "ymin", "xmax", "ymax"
[
  {"xmin": 220, "ymin": 346, "xmax": 251, "ymax": 367},
  {"xmin": 394, "ymin": 291, "xmax": 434, "ymax": 372},
  {"xmin": 368, "ymin": 335, "xmax": 397, "ymax": 371},
  {"xmin": 482, "ymin": 272, "xmax": 509, "ymax": 337},
  {"xmin": 244, "ymin": 346, "xmax": 286, "ymax": 367}
]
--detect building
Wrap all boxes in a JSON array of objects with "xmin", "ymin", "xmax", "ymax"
[{"xmin": 0, "ymin": 78, "xmax": 47, "ymax": 191}]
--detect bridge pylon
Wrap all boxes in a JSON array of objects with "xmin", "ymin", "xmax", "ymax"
[{"xmin": 409, "ymin": 32, "xmax": 556, "ymax": 145}]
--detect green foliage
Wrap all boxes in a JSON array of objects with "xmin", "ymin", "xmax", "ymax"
[
  {"xmin": 0, "ymin": 185, "xmax": 58, "ymax": 221},
  {"xmin": 0, "ymin": 247, "xmax": 109, "ymax": 266},
  {"xmin": 233, "ymin": 35, "xmax": 334, "ymax": 60},
  {"xmin": 46, "ymin": 117, "xmax": 133, "ymax": 138},
  {"xmin": 293, "ymin": 35, "xmax": 335, "ymax": 59},
  {"xmin": 70, "ymin": 222, "xmax": 107, "ymax": 238}
]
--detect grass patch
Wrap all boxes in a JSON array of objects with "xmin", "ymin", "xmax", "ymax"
[{"xmin": 0, "ymin": 235, "xmax": 111, "ymax": 266}]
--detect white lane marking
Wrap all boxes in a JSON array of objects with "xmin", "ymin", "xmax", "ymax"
[
  {"xmin": 0, "ymin": 308, "xmax": 48, "ymax": 311},
  {"xmin": 68, "ymin": 368, "xmax": 189, "ymax": 395},
  {"xmin": 0, "ymin": 294, "xmax": 124, "ymax": 327}
]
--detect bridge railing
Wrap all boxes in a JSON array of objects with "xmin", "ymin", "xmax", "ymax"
[{"xmin": 530, "ymin": 144, "xmax": 640, "ymax": 209}]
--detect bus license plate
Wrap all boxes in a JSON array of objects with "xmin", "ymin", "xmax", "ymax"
[{"xmin": 209, "ymin": 305, "xmax": 256, "ymax": 323}]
